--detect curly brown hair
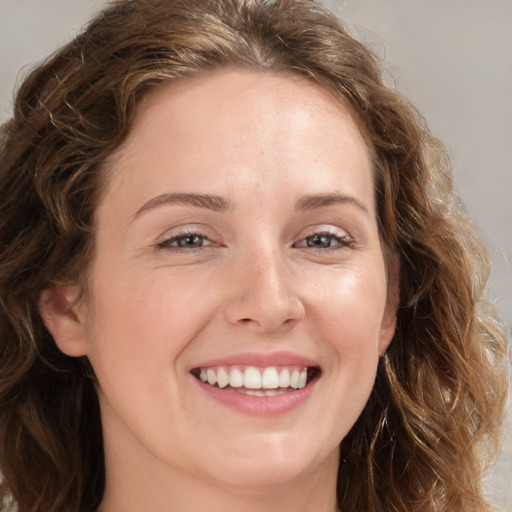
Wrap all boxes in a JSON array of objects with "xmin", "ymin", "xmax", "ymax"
[{"xmin": 0, "ymin": 0, "xmax": 508, "ymax": 511}]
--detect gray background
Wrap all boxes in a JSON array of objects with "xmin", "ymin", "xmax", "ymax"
[{"xmin": 0, "ymin": 0, "xmax": 510, "ymax": 509}]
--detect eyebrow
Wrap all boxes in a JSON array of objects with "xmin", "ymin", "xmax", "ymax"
[
  {"xmin": 133, "ymin": 192, "xmax": 230, "ymax": 219},
  {"xmin": 295, "ymin": 193, "xmax": 370, "ymax": 216},
  {"xmin": 133, "ymin": 191, "xmax": 369, "ymax": 219}
]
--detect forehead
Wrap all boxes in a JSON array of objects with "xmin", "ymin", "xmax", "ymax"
[
  {"xmin": 127, "ymin": 70, "xmax": 366, "ymax": 149},
  {"xmin": 101, "ymin": 70, "xmax": 373, "ymax": 212}
]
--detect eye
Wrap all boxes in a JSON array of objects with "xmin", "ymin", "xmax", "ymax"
[
  {"xmin": 295, "ymin": 230, "xmax": 353, "ymax": 250},
  {"xmin": 157, "ymin": 232, "xmax": 212, "ymax": 250}
]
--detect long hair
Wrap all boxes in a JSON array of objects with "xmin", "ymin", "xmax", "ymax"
[{"xmin": 0, "ymin": 1, "xmax": 508, "ymax": 511}]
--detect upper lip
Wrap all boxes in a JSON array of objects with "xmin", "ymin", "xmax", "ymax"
[{"xmin": 189, "ymin": 350, "xmax": 319, "ymax": 370}]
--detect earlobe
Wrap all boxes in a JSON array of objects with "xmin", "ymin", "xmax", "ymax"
[
  {"xmin": 378, "ymin": 310, "xmax": 397, "ymax": 356},
  {"xmin": 39, "ymin": 286, "xmax": 89, "ymax": 357}
]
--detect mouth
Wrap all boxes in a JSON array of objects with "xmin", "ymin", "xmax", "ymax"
[{"xmin": 190, "ymin": 365, "xmax": 321, "ymax": 397}]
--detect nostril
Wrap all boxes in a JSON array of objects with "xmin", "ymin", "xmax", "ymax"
[
  {"xmin": 234, "ymin": 316, "xmax": 300, "ymax": 333},
  {"xmin": 238, "ymin": 318, "xmax": 258, "ymax": 327}
]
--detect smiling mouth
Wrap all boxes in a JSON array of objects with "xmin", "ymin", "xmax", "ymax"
[{"xmin": 191, "ymin": 365, "xmax": 321, "ymax": 396}]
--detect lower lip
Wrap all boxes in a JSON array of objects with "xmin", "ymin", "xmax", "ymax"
[{"xmin": 193, "ymin": 376, "xmax": 318, "ymax": 416}]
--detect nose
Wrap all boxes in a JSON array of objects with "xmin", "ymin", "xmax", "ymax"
[{"xmin": 223, "ymin": 248, "xmax": 305, "ymax": 334}]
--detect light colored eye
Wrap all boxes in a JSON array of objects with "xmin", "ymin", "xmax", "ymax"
[
  {"xmin": 295, "ymin": 231, "xmax": 352, "ymax": 250},
  {"xmin": 158, "ymin": 233, "xmax": 211, "ymax": 249},
  {"xmin": 304, "ymin": 233, "xmax": 339, "ymax": 248}
]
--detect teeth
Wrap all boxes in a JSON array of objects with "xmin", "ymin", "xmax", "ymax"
[
  {"xmin": 240, "ymin": 389, "xmax": 290, "ymax": 397},
  {"xmin": 290, "ymin": 369, "xmax": 300, "ymax": 389},
  {"xmin": 262, "ymin": 367, "xmax": 279, "ymax": 389},
  {"xmin": 217, "ymin": 367, "xmax": 229, "ymax": 389},
  {"xmin": 244, "ymin": 367, "xmax": 262, "ymax": 389},
  {"xmin": 195, "ymin": 365, "xmax": 311, "ymax": 391},
  {"xmin": 207, "ymin": 368, "xmax": 217, "ymax": 386},
  {"xmin": 278, "ymin": 368, "xmax": 290, "ymax": 387},
  {"xmin": 229, "ymin": 368, "xmax": 244, "ymax": 388},
  {"xmin": 298, "ymin": 369, "xmax": 307, "ymax": 388}
]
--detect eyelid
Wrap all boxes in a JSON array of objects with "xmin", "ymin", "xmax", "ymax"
[
  {"xmin": 153, "ymin": 223, "xmax": 355, "ymax": 253},
  {"xmin": 294, "ymin": 226, "xmax": 355, "ymax": 250},
  {"xmin": 155, "ymin": 227, "xmax": 219, "ymax": 251},
  {"xmin": 300, "ymin": 224, "xmax": 351, "ymax": 239}
]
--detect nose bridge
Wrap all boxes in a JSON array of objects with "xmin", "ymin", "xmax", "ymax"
[
  {"xmin": 252, "ymin": 247, "xmax": 288, "ymax": 302},
  {"xmin": 224, "ymin": 241, "xmax": 304, "ymax": 332}
]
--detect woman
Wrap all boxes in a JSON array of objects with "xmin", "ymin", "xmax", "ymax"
[{"xmin": 0, "ymin": 0, "xmax": 508, "ymax": 511}]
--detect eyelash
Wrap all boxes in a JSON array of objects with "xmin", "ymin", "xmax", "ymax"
[
  {"xmin": 294, "ymin": 230, "xmax": 355, "ymax": 252},
  {"xmin": 156, "ymin": 229, "xmax": 354, "ymax": 253},
  {"xmin": 156, "ymin": 231, "xmax": 213, "ymax": 251}
]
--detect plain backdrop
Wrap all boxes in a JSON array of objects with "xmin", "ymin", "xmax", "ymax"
[{"xmin": 0, "ymin": 0, "xmax": 510, "ymax": 509}]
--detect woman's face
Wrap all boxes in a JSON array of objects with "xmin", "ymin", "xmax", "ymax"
[{"xmin": 52, "ymin": 71, "xmax": 396, "ymax": 491}]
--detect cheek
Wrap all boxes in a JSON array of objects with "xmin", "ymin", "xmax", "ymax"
[
  {"xmin": 84, "ymin": 267, "xmax": 220, "ymax": 378},
  {"xmin": 311, "ymin": 266, "xmax": 388, "ymax": 344},
  {"xmin": 307, "ymin": 266, "xmax": 387, "ymax": 396},
  {"xmin": 81, "ymin": 273, "xmax": 216, "ymax": 444}
]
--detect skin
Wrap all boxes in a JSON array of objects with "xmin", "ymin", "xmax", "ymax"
[{"xmin": 41, "ymin": 70, "xmax": 397, "ymax": 512}]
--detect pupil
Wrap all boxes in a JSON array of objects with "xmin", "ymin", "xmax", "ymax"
[
  {"xmin": 308, "ymin": 234, "xmax": 330, "ymax": 248},
  {"xmin": 180, "ymin": 235, "xmax": 202, "ymax": 248}
]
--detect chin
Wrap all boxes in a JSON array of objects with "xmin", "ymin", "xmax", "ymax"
[
  {"xmin": 199, "ymin": 434, "xmax": 337, "ymax": 490},
  {"xmin": 209, "ymin": 461, "xmax": 310, "ymax": 490}
]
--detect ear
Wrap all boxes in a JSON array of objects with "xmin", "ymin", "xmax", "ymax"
[
  {"xmin": 39, "ymin": 286, "xmax": 89, "ymax": 357},
  {"xmin": 378, "ymin": 256, "xmax": 400, "ymax": 356}
]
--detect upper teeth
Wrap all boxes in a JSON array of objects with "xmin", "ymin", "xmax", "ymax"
[{"xmin": 197, "ymin": 366, "xmax": 308, "ymax": 390}]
